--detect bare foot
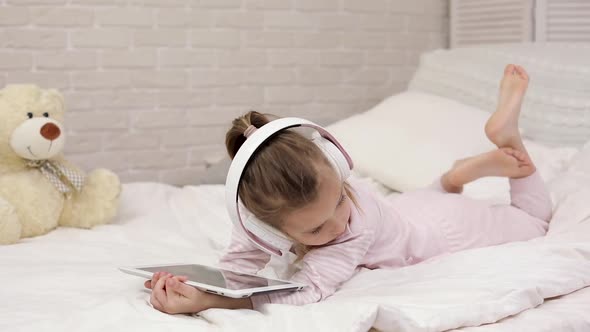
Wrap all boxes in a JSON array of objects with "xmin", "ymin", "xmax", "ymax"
[
  {"xmin": 485, "ymin": 64, "xmax": 529, "ymax": 149},
  {"xmin": 443, "ymin": 148, "xmax": 536, "ymax": 190}
]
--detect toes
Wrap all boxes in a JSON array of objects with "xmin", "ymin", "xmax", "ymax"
[
  {"xmin": 515, "ymin": 149, "xmax": 528, "ymax": 160},
  {"xmin": 514, "ymin": 65, "xmax": 529, "ymax": 80},
  {"xmin": 500, "ymin": 148, "xmax": 526, "ymax": 161},
  {"xmin": 502, "ymin": 148, "xmax": 528, "ymax": 163},
  {"xmin": 500, "ymin": 147, "xmax": 516, "ymax": 156},
  {"xmin": 504, "ymin": 64, "xmax": 515, "ymax": 75}
]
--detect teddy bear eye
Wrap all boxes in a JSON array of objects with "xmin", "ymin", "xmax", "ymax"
[
  {"xmin": 43, "ymin": 112, "xmax": 49, "ymax": 118},
  {"xmin": 27, "ymin": 112, "xmax": 33, "ymax": 119}
]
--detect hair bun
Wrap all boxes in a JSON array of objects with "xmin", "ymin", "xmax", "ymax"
[{"xmin": 225, "ymin": 111, "xmax": 270, "ymax": 159}]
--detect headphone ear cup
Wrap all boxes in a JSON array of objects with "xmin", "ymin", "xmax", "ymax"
[
  {"xmin": 239, "ymin": 202, "xmax": 293, "ymax": 251},
  {"xmin": 244, "ymin": 216, "xmax": 293, "ymax": 250},
  {"xmin": 312, "ymin": 135, "xmax": 351, "ymax": 180}
]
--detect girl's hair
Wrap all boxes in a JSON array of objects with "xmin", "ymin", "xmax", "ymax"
[{"xmin": 225, "ymin": 111, "xmax": 358, "ymax": 258}]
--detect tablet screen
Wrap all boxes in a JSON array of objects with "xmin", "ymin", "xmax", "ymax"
[{"xmin": 139, "ymin": 264, "xmax": 292, "ymax": 290}]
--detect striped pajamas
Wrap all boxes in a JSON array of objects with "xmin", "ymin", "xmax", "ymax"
[{"xmin": 219, "ymin": 172, "xmax": 552, "ymax": 309}]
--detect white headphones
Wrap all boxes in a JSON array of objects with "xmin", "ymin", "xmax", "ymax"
[{"xmin": 225, "ymin": 117, "xmax": 354, "ymax": 256}]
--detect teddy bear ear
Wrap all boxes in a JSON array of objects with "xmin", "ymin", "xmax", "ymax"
[{"xmin": 43, "ymin": 89, "xmax": 65, "ymax": 111}]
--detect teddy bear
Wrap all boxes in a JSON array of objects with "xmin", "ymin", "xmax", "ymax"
[{"xmin": 0, "ymin": 84, "xmax": 121, "ymax": 244}]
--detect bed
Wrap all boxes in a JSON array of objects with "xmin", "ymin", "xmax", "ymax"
[{"xmin": 3, "ymin": 43, "xmax": 590, "ymax": 332}]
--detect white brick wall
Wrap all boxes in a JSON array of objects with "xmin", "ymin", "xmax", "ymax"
[{"xmin": 0, "ymin": 0, "xmax": 448, "ymax": 185}]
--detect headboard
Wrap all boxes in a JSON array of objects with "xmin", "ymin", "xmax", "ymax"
[
  {"xmin": 450, "ymin": 0, "xmax": 590, "ymax": 48},
  {"xmin": 535, "ymin": 0, "xmax": 590, "ymax": 42}
]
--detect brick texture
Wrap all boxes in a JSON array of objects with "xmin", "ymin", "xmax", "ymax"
[{"xmin": 0, "ymin": 0, "xmax": 448, "ymax": 185}]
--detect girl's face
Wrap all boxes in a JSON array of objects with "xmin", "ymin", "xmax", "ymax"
[{"xmin": 281, "ymin": 165, "xmax": 352, "ymax": 247}]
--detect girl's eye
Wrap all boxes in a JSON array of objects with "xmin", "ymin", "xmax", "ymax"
[
  {"xmin": 27, "ymin": 112, "xmax": 33, "ymax": 119},
  {"xmin": 43, "ymin": 112, "xmax": 49, "ymax": 117},
  {"xmin": 337, "ymin": 194, "xmax": 347, "ymax": 205},
  {"xmin": 311, "ymin": 228, "xmax": 321, "ymax": 235}
]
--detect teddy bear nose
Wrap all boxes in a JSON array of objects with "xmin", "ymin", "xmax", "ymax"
[{"xmin": 40, "ymin": 123, "xmax": 61, "ymax": 141}]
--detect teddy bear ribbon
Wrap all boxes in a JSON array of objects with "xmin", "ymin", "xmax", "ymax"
[{"xmin": 26, "ymin": 160, "xmax": 85, "ymax": 194}]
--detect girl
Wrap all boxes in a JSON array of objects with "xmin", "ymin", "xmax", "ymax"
[{"xmin": 144, "ymin": 64, "xmax": 552, "ymax": 314}]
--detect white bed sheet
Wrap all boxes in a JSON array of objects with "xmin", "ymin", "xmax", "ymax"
[
  {"xmin": 453, "ymin": 286, "xmax": 590, "ymax": 332},
  {"xmin": 3, "ymin": 168, "xmax": 590, "ymax": 332}
]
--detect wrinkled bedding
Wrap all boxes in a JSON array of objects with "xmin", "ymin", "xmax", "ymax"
[{"xmin": 3, "ymin": 155, "xmax": 590, "ymax": 332}]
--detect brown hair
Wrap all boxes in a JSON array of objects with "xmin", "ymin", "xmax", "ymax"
[{"xmin": 225, "ymin": 111, "xmax": 357, "ymax": 258}]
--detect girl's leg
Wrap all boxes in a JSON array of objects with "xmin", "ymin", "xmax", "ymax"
[
  {"xmin": 484, "ymin": 64, "xmax": 552, "ymax": 221},
  {"xmin": 503, "ymin": 172, "xmax": 552, "ymax": 222},
  {"xmin": 439, "ymin": 147, "xmax": 535, "ymax": 194},
  {"xmin": 440, "ymin": 64, "xmax": 537, "ymax": 194},
  {"xmin": 432, "ymin": 152, "xmax": 551, "ymax": 252},
  {"xmin": 485, "ymin": 64, "xmax": 533, "ymax": 157},
  {"xmin": 440, "ymin": 187, "xmax": 550, "ymax": 252},
  {"xmin": 436, "ymin": 64, "xmax": 552, "ymax": 250}
]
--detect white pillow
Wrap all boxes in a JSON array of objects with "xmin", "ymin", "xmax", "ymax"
[
  {"xmin": 566, "ymin": 140, "xmax": 590, "ymax": 176},
  {"xmin": 408, "ymin": 43, "xmax": 590, "ymax": 147},
  {"xmin": 327, "ymin": 91, "xmax": 578, "ymax": 201}
]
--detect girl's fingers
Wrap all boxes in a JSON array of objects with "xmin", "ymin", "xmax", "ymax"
[
  {"xmin": 146, "ymin": 271, "xmax": 161, "ymax": 289},
  {"xmin": 165, "ymin": 278, "xmax": 178, "ymax": 301},
  {"xmin": 150, "ymin": 272, "xmax": 161, "ymax": 289},
  {"xmin": 167, "ymin": 277, "xmax": 196, "ymax": 297},
  {"xmin": 150, "ymin": 292, "xmax": 163, "ymax": 310},
  {"xmin": 151, "ymin": 272, "xmax": 172, "ymax": 289},
  {"xmin": 153, "ymin": 275, "xmax": 170, "ymax": 307}
]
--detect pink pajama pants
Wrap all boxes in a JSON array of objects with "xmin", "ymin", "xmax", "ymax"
[
  {"xmin": 432, "ymin": 171, "xmax": 552, "ymax": 252},
  {"xmin": 389, "ymin": 171, "xmax": 552, "ymax": 256}
]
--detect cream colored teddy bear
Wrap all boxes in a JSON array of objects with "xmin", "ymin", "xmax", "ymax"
[{"xmin": 0, "ymin": 84, "xmax": 121, "ymax": 244}]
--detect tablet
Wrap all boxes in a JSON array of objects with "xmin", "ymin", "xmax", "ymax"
[{"xmin": 119, "ymin": 263, "xmax": 306, "ymax": 298}]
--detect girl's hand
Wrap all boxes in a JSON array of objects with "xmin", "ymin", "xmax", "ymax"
[
  {"xmin": 143, "ymin": 271, "xmax": 253, "ymax": 314},
  {"xmin": 148, "ymin": 273, "xmax": 213, "ymax": 314},
  {"xmin": 144, "ymin": 271, "xmax": 187, "ymax": 290}
]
